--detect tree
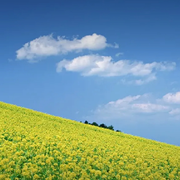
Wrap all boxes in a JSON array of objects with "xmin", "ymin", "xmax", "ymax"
[
  {"xmin": 99, "ymin": 123, "xmax": 107, "ymax": 128},
  {"xmin": 107, "ymin": 125, "xmax": 114, "ymax": 131},
  {"xmin": 91, "ymin": 122, "xmax": 99, "ymax": 126},
  {"xmin": 84, "ymin": 120, "xmax": 89, "ymax": 124},
  {"xmin": 116, "ymin": 130, "xmax": 121, "ymax": 132}
]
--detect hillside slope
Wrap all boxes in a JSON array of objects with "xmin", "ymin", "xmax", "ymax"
[{"xmin": 0, "ymin": 101, "xmax": 180, "ymax": 180}]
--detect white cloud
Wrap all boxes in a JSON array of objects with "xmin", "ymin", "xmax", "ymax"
[
  {"xmin": 134, "ymin": 74, "xmax": 157, "ymax": 85},
  {"xmin": 163, "ymin": 91, "xmax": 180, "ymax": 104},
  {"xmin": 107, "ymin": 95, "xmax": 141, "ymax": 107},
  {"xmin": 132, "ymin": 103, "xmax": 170, "ymax": 113},
  {"xmin": 8, "ymin": 59, "xmax": 13, "ymax": 62},
  {"xmin": 88, "ymin": 92, "xmax": 180, "ymax": 121},
  {"xmin": 75, "ymin": 111, "xmax": 79, "ymax": 114},
  {"xmin": 169, "ymin": 108, "xmax": 180, "ymax": 115},
  {"xmin": 56, "ymin": 55, "xmax": 175, "ymax": 84},
  {"xmin": 108, "ymin": 43, "xmax": 119, "ymax": 49},
  {"xmin": 121, "ymin": 74, "xmax": 157, "ymax": 85},
  {"xmin": 170, "ymin": 81, "xmax": 178, "ymax": 85},
  {"xmin": 16, "ymin": 33, "xmax": 118, "ymax": 60},
  {"xmin": 91, "ymin": 95, "xmax": 142, "ymax": 121},
  {"xmin": 115, "ymin": 52, "xmax": 124, "ymax": 57},
  {"xmin": 102, "ymin": 94, "xmax": 170, "ymax": 114}
]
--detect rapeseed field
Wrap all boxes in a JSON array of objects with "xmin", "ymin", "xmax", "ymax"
[{"xmin": 0, "ymin": 101, "xmax": 180, "ymax": 180}]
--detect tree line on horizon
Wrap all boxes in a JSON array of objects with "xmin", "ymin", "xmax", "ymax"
[{"xmin": 80, "ymin": 120, "xmax": 122, "ymax": 132}]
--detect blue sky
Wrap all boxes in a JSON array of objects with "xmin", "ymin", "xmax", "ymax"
[{"xmin": 1, "ymin": 0, "xmax": 180, "ymax": 146}]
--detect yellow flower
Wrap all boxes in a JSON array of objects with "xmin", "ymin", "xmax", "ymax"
[
  {"xmin": 46, "ymin": 158, "xmax": 51, "ymax": 164},
  {"xmin": 0, "ymin": 175, "xmax": 6, "ymax": 180},
  {"xmin": 31, "ymin": 168, "xmax": 38, "ymax": 173},
  {"xmin": 102, "ymin": 175, "xmax": 107, "ymax": 179},
  {"xmin": 169, "ymin": 174, "xmax": 175, "ymax": 179},
  {"xmin": 121, "ymin": 176, "xmax": 127, "ymax": 180},
  {"xmin": 15, "ymin": 168, "xmax": 21, "ymax": 174},
  {"xmin": 33, "ymin": 174, "xmax": 40, "ymax": 179},
  {"xmin": 116, "ymin": 174, "xmax": 121, "ymax": 179}
]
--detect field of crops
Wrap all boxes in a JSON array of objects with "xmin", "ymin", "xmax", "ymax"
[{"xmin": 0, "ymin": 101, "xmax": 180, "ymax": 180}]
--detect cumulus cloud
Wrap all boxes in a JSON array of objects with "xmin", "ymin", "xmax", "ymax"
[
  {"xmin": 89, "ymin": 91, "xmax": 180, "ymax": 121},
  {"xmin": 91, "ymin": 95, "xmax": 146, "ymax": 120},
  {"xmin": 100, "ymin": 94, "xmax": 170, "ymax": 114},
  {"xmin": 163, "ymin": 92, "xmax": 180, "ymax": 104},
  {"xmin": 132, "ymin": 103, "xmax": 170, "ymax": 113},
  {"xmin": 56, "ymin": 55, "xmax": 175, "ymax": 84},
  {"xmin": 16, "ymin": 33, "xmax": 118, "ymax": 60}
]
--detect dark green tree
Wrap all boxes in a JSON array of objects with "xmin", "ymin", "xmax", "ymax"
[
  {"xmin": 116, "ymin": 130, "xmax": 121, "ymax": 132},
  {"xmin": 84, "ymin": 120, "xmax": 89, "ymax": 124},
  {"xmin": 107, "ymin": 125, "xmax": 114, "ymax": 131},
  {"xmin": 91, "ymin": 122, "xmax": 99, "ymax": 126},
  {"xmin": 99, "ymin": 123, "xmax": 107, "ymax": 128}
]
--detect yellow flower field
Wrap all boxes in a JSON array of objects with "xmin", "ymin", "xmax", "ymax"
[{"xmin": 0, "ymin": 101, "xmax": 180, "ymax": 180}]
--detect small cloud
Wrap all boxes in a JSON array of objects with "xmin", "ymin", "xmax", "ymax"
[
  {"xmin": 135, "ymin": 74, "xmax": 157, "ymax": 85},
  {"xmin": 163, "ymin": 91, "xmax": 180, "ymax": 104},
  {"xmin": 169, "ymin": 108, "xmax": 180, "ymax": 115},
  {"xmin": 121, "ymin": 74, "xmax": 157, "ymax": 85},
  {"xmin": 115, "ymin": 52, "xmax": 124, "ymax": 57},
  {"xmin": 170, "ymin": 81, "xmax": 178, "ymax": 85},
  {"xmin": 8, "ymin": 59, "xmax": 13, "ymax": 62},
  {"xmin": 16, "ymin": 33, "xmax": 118, "ymax": 61},
  {"xmin": 132, "ymin": 103, "xmax": 170, "ymax": 113},
  {"xmin": 113, "ymin": 43, "xmax": 119, "ymax": 49}
]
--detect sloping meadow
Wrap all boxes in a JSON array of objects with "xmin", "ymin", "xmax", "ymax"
[{"xmin": 0, "ymin": 101, "xmax": 180, "ymax": 180}]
